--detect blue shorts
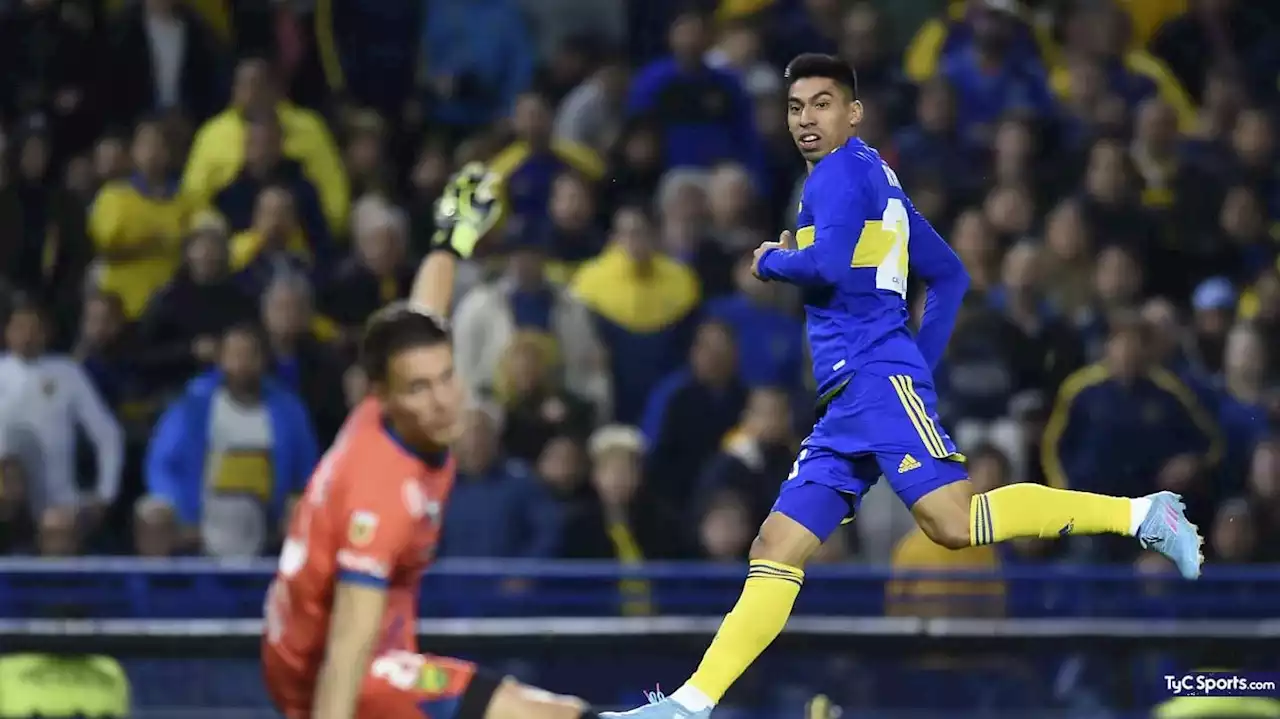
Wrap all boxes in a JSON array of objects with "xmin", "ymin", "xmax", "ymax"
[{"xmin": 771, "ymin": 372, "xmax": 968, "ymax": 542}]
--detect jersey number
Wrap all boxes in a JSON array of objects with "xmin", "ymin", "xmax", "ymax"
[
  {"xmin": 371, "ymin": 651, "xmax": 426, "ymax": 690},
  {"xmin": 852, "ymin": 176, "xmax": 910, "ymax": 299}
]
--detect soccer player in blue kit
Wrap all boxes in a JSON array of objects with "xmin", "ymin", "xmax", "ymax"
[{"xmin": 604, "ymin": 54, "xmax": 1204, "ymax": 719}]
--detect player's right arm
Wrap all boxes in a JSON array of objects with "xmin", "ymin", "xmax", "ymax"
[
  {"xmin": 409, "ymin": 163, "xmax": 501, "ymax": 316},
  {"xmin": 313, "ymin": 489, "xmax": 414, "ymax": 719}
]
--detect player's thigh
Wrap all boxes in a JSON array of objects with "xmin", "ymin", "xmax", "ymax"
[
  {"xmin": 359, "ymin": 650, "xmax": 496, "ymax": 719},
  {"xmin": 767, "ymin": 448, "xmax": 879, "ymax": 562}
]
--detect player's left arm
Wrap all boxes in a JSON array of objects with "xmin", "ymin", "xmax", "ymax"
[
  {"xmin": 409, "ymin": 163, "xmax": 502, "ymax": 316},
  {"xmin": 904, "ymin": 198, "xmax": 969, "ymax": 370},
  {"xmin": 755, "ymin": 169, "xmax": 865, "ymax": 286},
  {"xmin": 313, "ymin": 495, "xmax": 413, "ymax": 719}
]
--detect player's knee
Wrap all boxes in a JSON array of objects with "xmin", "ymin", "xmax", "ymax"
[
  {"xmin": 916, "ymin": 514, "xmax": 971, "ymax": 550},
  {"xmin": 748, "ymin": 512, "xmax": 821, "ymax": 567},
  {"xmin": 483, "ymin": 678, "xmax": 588, "ymax": 719}
]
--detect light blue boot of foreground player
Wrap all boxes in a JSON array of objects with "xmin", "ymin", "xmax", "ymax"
[
  {"xmin": 1137, "ymin": 491, "xmax": 1204, "ymax": 579},
  {"xmin": 602, "ymin": 689, "xmax": 713, "ymax": 719}
]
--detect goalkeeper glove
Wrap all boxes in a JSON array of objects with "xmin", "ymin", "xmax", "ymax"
[{"xmin": 432, "ymin": 162, "xmax": 501, "ymax": 259}]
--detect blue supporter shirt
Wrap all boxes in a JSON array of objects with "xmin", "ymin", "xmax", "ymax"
[{"xmin": 755, "ymin": 137, "xmax": 969, "ymax": 401}]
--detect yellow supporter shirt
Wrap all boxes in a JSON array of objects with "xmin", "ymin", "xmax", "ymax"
[{"xmin": 88, "ymin": 178, "xmax": 190, "ymax": 318}]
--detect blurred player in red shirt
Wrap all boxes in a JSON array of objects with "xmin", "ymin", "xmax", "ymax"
[{"xmin": 262, "ymin": 166, "xmax": 602, "ymax": 719}]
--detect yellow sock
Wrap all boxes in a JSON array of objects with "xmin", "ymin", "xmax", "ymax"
[
  {"xmin": 970, "ymin": 483, "xmax": 1132, "ymax": 546},
  {"xmin": 685, "ymin": 559, "xmax": 804, "ymax": 703}
]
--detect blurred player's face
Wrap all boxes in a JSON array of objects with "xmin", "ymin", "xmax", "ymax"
[
  {"xmin": 382, "ymin": 343, "xmax": 463, "ymax": 447},
  {"xmin": 5, "ymin": 310, "xmax": 46, "ymax": 359},
  {"xmin": 787, "ymin": 77, "xmax": 861, "ymax": 164}
]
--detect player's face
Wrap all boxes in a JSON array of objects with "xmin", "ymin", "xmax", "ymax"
[
  {"xmin": 787, "ymin": 77, "xmax": 862, "ymax": 163},
  {"xmin": 381, "ymin": 343, "xmax": 463, "ymax": 447}
]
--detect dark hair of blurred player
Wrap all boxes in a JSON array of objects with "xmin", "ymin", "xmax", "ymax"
[
  {"xmin": 360, "ymin": 303, "xmax": 463, "ymax": 450},
  {"xmin": 784, "ymin": 53, "xmax": 863, "ymax": 167}
]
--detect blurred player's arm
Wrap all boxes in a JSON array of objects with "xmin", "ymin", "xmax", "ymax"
[
  {"xmin": 410, "ymin": 163, "xmax": 502, "ymax": 316},
  {"xmin": 313, "ymin": 579, "xmax": 386, "ymax": 719},
  {"xmin": 905, "ymin": 198, "xmax": 968, "ymax": 370},
  {"xmin": 755, "ymin": 179, "xmax": 864, "ymax": 287},
  {"xmin": 313, "ymin": 503, "xmax": 412, "ymax": 719}
]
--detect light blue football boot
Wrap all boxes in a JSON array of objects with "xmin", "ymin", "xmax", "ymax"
[
  {"xmin": 1137, "ymin": 491, "xmax": 1204, "ymax": 579},
  {"xmin": 601, "ymin": 689, "xmax": 713, "ymax": 719}
]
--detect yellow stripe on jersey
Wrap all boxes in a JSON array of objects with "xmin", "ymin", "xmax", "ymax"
[
  {"xmin": 889, "ymin": 374, "xmax": 948, "ymax": 459},
  {"xmin": 852, "ymin": 220, "xmax": 895, "ymax": 267},
  {"xmin": 796, "ymin": 225, "xmax": 815, "ymax": 249}
]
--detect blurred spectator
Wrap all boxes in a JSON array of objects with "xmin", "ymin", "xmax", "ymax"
[
  {"xmin": 1041, "ymin": 316, "xmax": 1222, "ymax": 503},
  {"xmin": 453, "ymin": 229, "xmax": 610, "ymax": 417},
  {"xmin": 982, "ymin": 183, "xmax": 1034, "ymax": 244},
  {"xmin": 1214, "ymin": 324, "xmax": 1273, "ymax": 491},
  {"xmin": 894, "ymin": 79, "xmax": 969, "ymax": 192},
  {"xmin": 183, "ymin": 57, "xmax": 348, "ymax": 236},
  {"xmin": 490, "ymin": 90, "xmax": 604, "ymax": 228},
  {"xmin": 599, "ymin": 118, "xmax": 665, "ymax": 213},
  {"xmin": 1051, "ymin": 1, "xmax": 1193, "ymax": 130},
  {"xmin": 135, "ymin": 214, "xmax": 257, "ymax": 391},
  {"xmin": 934, "ymin": 2, "xmax": 1054, "ymax": 149},
  {"xmin": 440, "ymin": 406, "xmax": 563, "ymax": 558},
  {"xmin": 554, "ymin": 56, "xmax": 630, "ymax": 154},
  {"xmin": 836, "ymin": 2, "xmax": 913, "ymax": 129},
  {"xmin": 1214, "ymin": 184, "xmax": 1274, "ymax": 284},
  {"xmin": 213, "ymin": 112, "xmax": 332, "ymax": 255},
  {"xmin": 133, "ymin": 494, "xmax": 180, "ymax": 557},
  {"xmin": 1189, "ymin": 277, "xmax": 1236, "ymax": 376},
  {"xmin": 1226, "ymin": 108, "xmax": 1279, "ymax": 221},
  {"xmin": 418, "ymin": 0, "xmax": 535, "ymax": 130},
  {"xmin": 656, "ymin": 168, "xmax": 735, "ymax": 297},
  {"xmin": 888, "ymin": 443, "xmax": 1013, "ymax": 618},
  {"xmin": 1209, "ymin": 496, "xmax": 1258, "ymax": 563},
  {"xmin": 0, "ymin": 299, "xmax": 123, "ymax": 552},
  {"xmin": 561, "ymin": 424, "xmax": 685, "ymax": 561},
  {"xmin": 341, "ymin": 111, "xmax": 394, "ymax": 200},
  {"xmin": 406, "ymin": 140, "xmax": 454, "ymax": 256},
  {"xmin": 87, "ymin": 120, "xmax": 189, "ymax": 320},
  {"xmin": 697, "ymin": 488, "xmax": 754, "ymax": 561},
  {"xmin": 627, "ymin": 8, "xmax": 765, "ymax": 186},
  {"xmin": 143, "ymin": 324, "xmax": 317, "ymax": 558},
  {"xmin": 319, "ymin": 195, "xmax": 413, "ymax": 335},
  {"xmin": 950, "ymin": 209, "xmax": 998, "ymax": 294},
  {"xmin": 229, "ymin": 185, "xmax": 312, "ymax": 294},
  {"xmin": 904, "ymin": 0, "xmax": 1049, "ymax": 85},
  {"xmin": 706, "ymin": 19, "xmax": 781, "ymax": 100},
  {"xmin": 1248, "ymin": 439, "xmax": 1280, "ymax": 560},
  {"xmin": 1149, "ymin": 0, "xmax": 1270, "ymax": 102},
  {"xmin": 541, "ymin": 172, "xmax": 607, "ymax": 271},
  {"xmin": 1042, "ymin": 199, "xmax": 1095, "ymax": 318},
  {"xmin": 705, "ymin": 163, "xmax": 765, "ymax": 252},
  {"xmin": 74, "ymin": 291, "xmax": 154, "ymax": 436},
  {"xmin": 519, "ymin": 0, "xmax": 625, "ymax": 65},
  {"xmin": 0, "ymin": 0, "xmax": 96, "ymax": 156},
  {"xmin": 1077, "ymin": 245, "xmax": 1143, "ymax": 358},
  {"xmin": 571, "ymin": 204, "xmax": 700, "ymax": 424},
  {"xmin": 102, "ymin": 0, "xmax": 224, "ymax": 129},
  {"xmin": 260, "ymin": 275, "xmax": 347, "ymax": 446},
  {"xmin": 989, "ymin": 241, "xmax": 1084, "ymax": 395},
  {"xmin": 704, "ymin": 254, "xmax": 805, "ymax": 391},
  {"xmin": 642, "ymin": 320, "xmax": 747, "ymax": 506},
  {"xmin": 695, "ymin": 386, "xmax": 795, "ymax": 525},
  {"xmin": 494, "ymin": 333, "xmax": 595, "ymax": 463}
]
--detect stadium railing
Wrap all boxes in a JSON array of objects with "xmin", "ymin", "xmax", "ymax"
[{"xmin": 1, "ymin": 559, "xmax": 1277, "ymax": 717}]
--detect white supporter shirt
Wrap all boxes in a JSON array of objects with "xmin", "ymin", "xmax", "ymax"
[{"xmin": 0, "ymin": 355, "xmax": 124, "ymax": 513}]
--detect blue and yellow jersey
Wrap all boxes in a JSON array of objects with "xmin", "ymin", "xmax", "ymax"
[{"xmin": 756, "ymin": 137, "xmax": 968, "ymax": 401}]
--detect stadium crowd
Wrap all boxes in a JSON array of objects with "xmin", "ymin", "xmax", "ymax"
[{"xmin": 0, "ymin": 0, "xmax": 1277, "ymax": 588}]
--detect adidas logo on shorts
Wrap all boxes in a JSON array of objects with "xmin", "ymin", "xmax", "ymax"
[{"xmin": 897, "ymin": 454, "xmax": 921, "ymax": 474}]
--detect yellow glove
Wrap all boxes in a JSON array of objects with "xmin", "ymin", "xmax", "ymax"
[{"xmin": 432, "ymin": 162, "xmax": 502, "ymax": 259}]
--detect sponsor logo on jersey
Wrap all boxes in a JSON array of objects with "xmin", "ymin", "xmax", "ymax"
[{"xmin": 348, "ymin": 510, "xmax": 379, "ymax": 546}]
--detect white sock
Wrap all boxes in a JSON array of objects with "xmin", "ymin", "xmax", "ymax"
[
  {"xmin": 670, "ymin": 684, "xmax": 714, "ymax": 711},
  {"xmin": 1128, "ymin": 497, "xmax": 1153, "ymax": 535}
]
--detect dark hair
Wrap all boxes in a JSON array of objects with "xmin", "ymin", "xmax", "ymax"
[
  {"xmin": 360, "ymin": 302, "xmax": 451, "ymax": 384},
  {"xmin": 785, "ymin": 53, "xmax": 858, "ymax": 100},
  {"xmin": 7, "ymin": 293, "xmax": 48, "ymax": 324},
  {"xmin": 223, "ymin": 322, "xmax": 268, "ymax": 352}
]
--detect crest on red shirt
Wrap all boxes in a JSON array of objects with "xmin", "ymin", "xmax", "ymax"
[{"xmin": 348, "ymin": 511, "xmax": 379, "ymax": 546}]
